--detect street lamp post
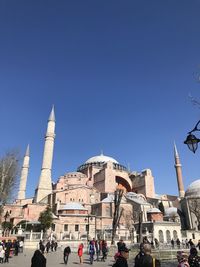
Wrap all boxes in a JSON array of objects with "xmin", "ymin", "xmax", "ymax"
[
  {"xmin": 85, "ymin": 215, "xmax": 97, "ymax": 241},
  {"xmin": 184, "ymin": 120, "xmax": 200, "ymax": 153},
  {"xmin": 85, "ymin": 215, "xmax": 90, "ymax": 241},
  {"xmin": 138, "ymin": 211, "xmax": 143, "ymax": 244}
]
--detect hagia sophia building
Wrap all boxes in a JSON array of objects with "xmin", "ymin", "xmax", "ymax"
[{"xmin": 1, "ymin": 106, "xmax": 200, "ymax": 244}]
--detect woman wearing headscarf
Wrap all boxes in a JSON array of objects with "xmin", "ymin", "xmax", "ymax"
[{"xmin": 31, "ymin": 248, "xmax": 46, "ymax": 267}]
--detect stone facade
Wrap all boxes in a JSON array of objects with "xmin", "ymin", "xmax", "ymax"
[{"xmin": 2, "ymin": 107, "xmax": 195, "ymax": 244}]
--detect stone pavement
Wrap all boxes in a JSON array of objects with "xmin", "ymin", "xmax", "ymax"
[{"xmin": 0, "ymin": 249, "xmax": 177, "ymax": 267}]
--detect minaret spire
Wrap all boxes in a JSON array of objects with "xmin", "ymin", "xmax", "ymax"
[
  {"xmin": 48, "ymin": 105, "xmax": 55, "ymax": 121},
  {"xmin": 174, "ymin": 142, "xmax": 185, "ymax": 198},
  {"xmin": 17, "ymin": 144, "xmax": 30, "ymax": 200},
  {"xmin": 35, "ymin": 106, "xmax": 56, "ymax": 202}
]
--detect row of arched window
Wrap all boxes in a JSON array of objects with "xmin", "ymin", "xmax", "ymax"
[{"xmin": 158, "ymin": 230, "xmax": 178, "ymax": 243}]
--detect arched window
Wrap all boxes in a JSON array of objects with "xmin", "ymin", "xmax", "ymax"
[
  {"xmin": 158, "ymin": 230, "xmax": 164, "ymax": 243},
  {"xmin": 166, "ymin": 230, "xmax": 171, "ymax": 243},
  {"xmin": 173, "ymin": 230, "xmax": 178, "ymax": 240}
]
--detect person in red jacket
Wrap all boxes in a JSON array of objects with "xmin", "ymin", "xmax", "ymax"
[{"xmin": 78, "ymin": 243, "xmax": 84, "ymax": 264}]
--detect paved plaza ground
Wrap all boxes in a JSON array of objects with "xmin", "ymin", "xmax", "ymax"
[{"xmin": 0, "ymin": 248, "xmax": 178, "ymax": 267}]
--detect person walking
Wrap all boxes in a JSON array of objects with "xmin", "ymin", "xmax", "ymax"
[
  {"xmin": 171, "ymin": 239, "xmax": 175, "ymax": 249},
  {"xmin": 63, "ymin": 245, "xmax": 71, "ymax": 265},
  {"xmin": 19, "ymin": 239, "xmax": 24, "ymax": 253},
  {"xmin": 185, "ymin": 239, "xmax": 189, "ymax": 249},
  {"xmin": 101, "ymin": 240, "xmax": 108, "ymax": 262},
  {"xmin": 188, "ymin": 239, "xmax": 195, "ymax": 248},
  {"xmin": 0, "ymin": 246, "xmax": 5, "ymax": 264},
  {"xmin": 135, "ymin": 243, "xmax": 145, "ymax": 267},
  {"xmin": 78, "ymin": 243, "xmax": 84, "ymax": 264},
  {"xmin": 14, "ymin": 240, "xmax": 19, "ymax": 256},
  {"xmin": 54, "ymin": 241, "xmax": 58, "ymax": 251},
  {"xmin": 46, "ymin": 241, "xmax": 50, "ymax": 253},
  {"xmin": 89, "ymin": 240, "xmax": 95, "ymax": 265},
  {"xmin": 95, "ymin": 240, "xmax": 100, "ymax": 261},
  {"xmin": 188, "ymin": 247, "xmax": 200, "ymax": 267},
  {"xmin": 31, "ymin": 247, "xmax": 46, "ymax": 267},
  {"xmin": 177, "ymin": 238, "xmax": 181, "ymax": 249},
  {"xmin": 4, "ymin": 246, "xmax": 10, "ymax": 263},
  {"xmin": 154, "ymin": 238, "xmax": 159, "ymax": 248},
  {"xmin": 134, "ymin": 244, "xmax": 160, "ymax": 267}
]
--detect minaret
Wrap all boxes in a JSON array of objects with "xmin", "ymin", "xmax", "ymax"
[
  {"xmin": 17, "ymin": 145, "xmax": 30, "ymax": 200},
  {"xmin": 35, "ymin": 106, "xmax": 56, "ymax": 203},
  {"xmin": 174, "ymin": 142, "xmax": 185, "ymax": 198}
]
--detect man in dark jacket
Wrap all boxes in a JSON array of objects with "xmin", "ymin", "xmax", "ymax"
[
  {"xmin": 134, "ymin": 244, "xmax": 160, "ymax": 267},
  {"xmin": 63, "ymin": 246, "xmax": 71, "ymax": 265},
  {"xmin": 135, "ymin": 243, "xmax": 145, "ymax": 266},
  {"xmin": 113, "ymin": 246, "xmax": 129, "ymax": 267}
]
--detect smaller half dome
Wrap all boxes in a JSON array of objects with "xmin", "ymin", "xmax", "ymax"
[
  {"xmin": 147, "ymin": 208, "xmax": 162, "ymax": 213},
  {"xmin": 164, "ymin": 207, "xmax": 178, "ymax": 217}
]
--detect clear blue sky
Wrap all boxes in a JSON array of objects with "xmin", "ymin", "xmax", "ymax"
[{"xmin": 0, "ymin": 0, "xmax": 200, "ymax": 198}]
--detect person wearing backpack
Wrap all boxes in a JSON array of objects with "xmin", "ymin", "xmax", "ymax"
[{"xmin": 89, "ymin": 240, "xmax": 95, "ymax": 265}]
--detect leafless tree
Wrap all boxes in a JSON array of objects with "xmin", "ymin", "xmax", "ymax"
[
  {"xmin": 0, "ymin": 150, "xmax": 20, "ymax": 206},
  {"xmin": 111, "ymin": 189, "xmax": 124, "ymax": 244},
  {"xmin": 189, "ymin": 199, "xmax": 200, "ymax": 230},
  {"xmin": 121, "ymin": 209, "xmax": 134, "ymax": 240}
]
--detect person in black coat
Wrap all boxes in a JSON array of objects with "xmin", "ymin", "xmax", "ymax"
[
  {"xmin": 188, "ymin": 247, "xmax": 200, "ymax": 267},
  {"xmin": 31, "ymin": 249, "xmax": 46, "ymax": 267},
  {"xmin": 63, "ymin": 246, "xmax": 71, "ymax": 265},
  {"xmin": 134, "ymin": 244, "xmax": 160, "ymax": 267},
  {"xmin": 113, "ymin": 246, "xmax": 129, "ymax": 267},
  {"xmin": 135, "ymin": 243, "xmax": 145, "ymax": 267}
]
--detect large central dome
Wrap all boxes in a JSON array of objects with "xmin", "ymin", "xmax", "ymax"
[{"xmin": 85, "ymin": 154, "xmax": 119, "ymax": 164}]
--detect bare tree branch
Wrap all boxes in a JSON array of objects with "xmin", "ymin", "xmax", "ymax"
[{"xmin": 0, "ymin": 150, "xmax": 20, "ymax": 206}]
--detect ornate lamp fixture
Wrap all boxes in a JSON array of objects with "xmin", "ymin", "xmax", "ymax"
[{"xmin": 184, "ymin": 120, "xmax": 200, "ymax": 153}]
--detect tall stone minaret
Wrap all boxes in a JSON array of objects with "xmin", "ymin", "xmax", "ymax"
[
  {"xmin": 17, "ymin": 145, "xmax": 30, "ymax": 200},
  {"xmin": 35, "ymin": 106, "xmax": 56, "ymax": 203},
  {"xmin": 174, "ymin": 142, "xmax": 185, "ymax": 198}
]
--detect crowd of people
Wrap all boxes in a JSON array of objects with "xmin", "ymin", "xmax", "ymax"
[
  {"xmin": 0, "ymin": 235, "xmax": 197, "ymax": 267},
  {"xmin": 63, "ymin": 238, "xmax": 109, "ymax": 265},
  {"xmin": 31, "ymin": 238, "xmax": 109, "ymax": 266},
  {"xmin": 0, "ymin": 239, "xmax": 23, "ymax": 263}
]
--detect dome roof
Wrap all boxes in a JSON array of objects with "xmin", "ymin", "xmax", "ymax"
[
  {"xmin": 59, "ymin": 202, "xmax": 87, "ymax": 210},
  {"xmin": 102, "ymin": 195, "xmax": 114, "ymax": 203},
  {"xmin": 185, "ymin": 179, "xmax": 200, "ymax": 197},
  {"xmin": 85, "ymin": 154, "xmax": 119, "ymax": 164},
  {"xmin": 164, "ymin": 207, "xmax": 178, "ymax": 217},
  {"xmin": 147, "ymin": 208, "xmax": 162, "ymax": 213}
]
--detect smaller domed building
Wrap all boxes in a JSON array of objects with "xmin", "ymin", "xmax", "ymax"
[{"xmin": 180, "ymin": 179, "xmax": 200, "ymax": 234}]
